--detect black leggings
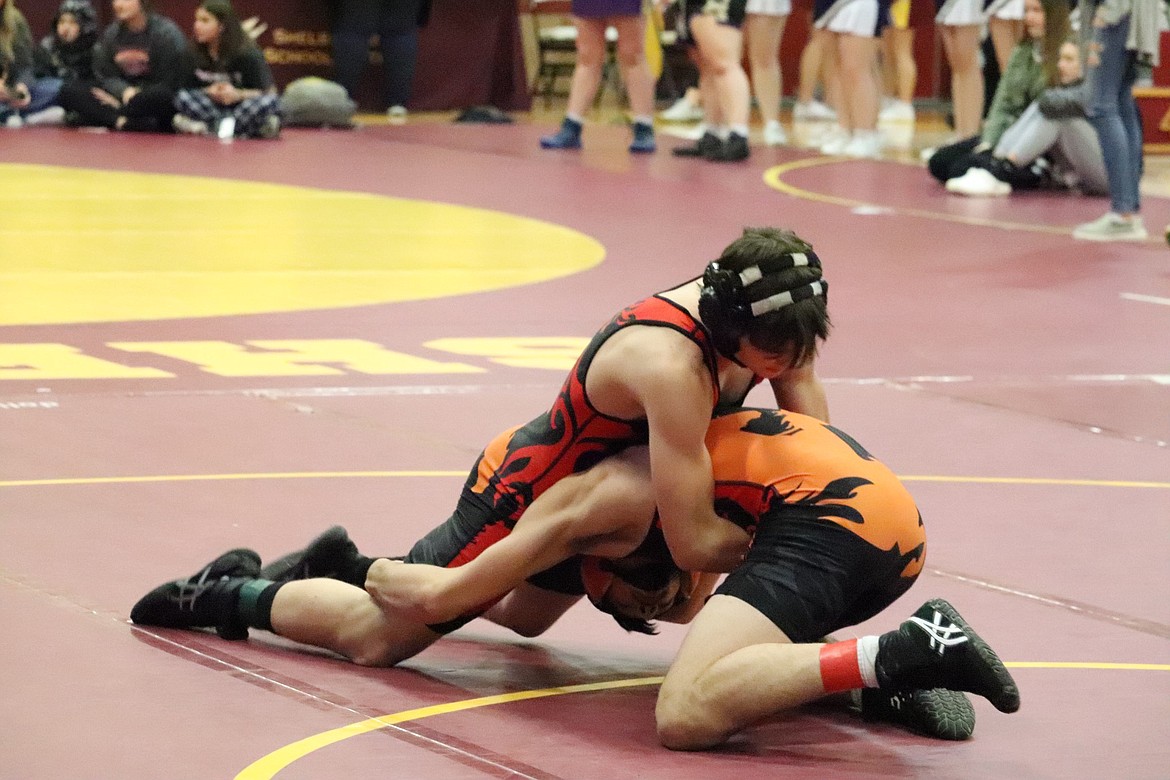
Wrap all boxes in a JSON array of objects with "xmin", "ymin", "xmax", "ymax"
[
  {"xmin": 58, "ymin": 81, "xmax": 177, "ymax": 132},
  {"xmin": 927, "ymin": 134, "xmax": 1046, "ymax": 190}
]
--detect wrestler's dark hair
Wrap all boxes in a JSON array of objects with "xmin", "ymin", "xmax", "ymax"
[
  {"xmin": 700, "ymin": 227, "xmax": 831, "ymax": 367},
  {"xmin": 591, "ymin": 531, "xmax": 681, "ymax": 635}
]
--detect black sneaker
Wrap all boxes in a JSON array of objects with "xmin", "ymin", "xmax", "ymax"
[
  {"xmin": 672, "ymin": 131, "xmax": 721, "ymax": 158},
  {"xmin": 875, "ymin": 599, "xmax": 1019, "ymax": 713},
  {"xmin": 859, "ymin": 687, "xmax": 976, "ymax": 740},
  {"xmin": 130, "ymin": 548, "xmax": 260, "ymax": 640},
  {"xmin": 706, "ymin": 132, "xmax": 750, "ymax": 162},
  {"xmin": 259, "ymin": 525, "xmax": 359, "ymax": 583}
]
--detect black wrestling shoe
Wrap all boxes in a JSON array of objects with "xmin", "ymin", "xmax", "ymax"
[
  {"xmin": 874, "ymin": 599, "xmax": 1020, "ymax": 714},
  {"xmin": 130, "ymin": 548, "xmax": 260, "ymax": 640},
  {"xmin": 860, "ymin": 687, "xmax": 976, "ymax": 740},
  {"xmin": 706, "ymin": 132, "xmax": 750, "ymax": 162},
  {"xmin": 259, "ymin": 525, "xmax": 360, "ymax": 583},
  {"xmin": 672, "ymin": 131, "xmax": 721, "ymax": 158}
]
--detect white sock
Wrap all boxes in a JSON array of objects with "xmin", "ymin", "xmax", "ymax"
[{"xmin": 856, "ymin": 634, "xmax": 880, "ymax": 688}]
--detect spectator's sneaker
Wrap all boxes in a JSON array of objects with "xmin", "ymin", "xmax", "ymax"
[
  {"xmin": 540, "ymin": 117, "xmax": 583, "ymax": 150},
  {"xmin": 879, "ymin": 99, "xmax": 915, "ymax": 123},
  {"xmin": 1073, "ymin": 213, "xmax": 1148, "ymax": 242},
  {"xmin": 672, "ymin": 130, "xmax": 721, "ymax": 158},
  {"xmin": 762, "ymin": 120, "xmax": 787, "ymax": 146},
  {"xmin": 172, "ymin": 114, "xmax": 209, "ymax": 135},
  {"xmin": 23, "ymin": 106, "xmax": 66, "ymax": 126},
  {"xmin": 842, "ymin": 131, "xmax": 883, "ymax": 159},
  {"xmin": 874, "ymin": 599, "xmax": 1020, "ymax": 714},
  {"xmin": 659, "ymin": 96, "xmax": 704, "ymax": 122},
  {"xmin": 818, "ymin": 125, "xmax": 851, "ymax": 155},
  {"xmin": 259, "ymin": 525, "xmax": 360, "ymax": 583},
  {"xmin": 258, "ymin": 114, "xmax": 281, "ymax": 139},
  {"xmin": 793, "ymin": 99, "xmax": 836, "ymax": 122},
  {"xmin": 4, "ymin": 114, "xmax": 24, "ymax": 129},
  {"xmin": 706, "ymin": 132, "xmax": 749, "ymax": 162},
  {"xmin": 859, "ymin": 687, "xmax": 976, "ymax": 740},
  {"xmin": 130, "ymin": 549, "xmax": 261, "ymax": 640},
  {"xmin": 387, "ymin": 105, "xmax": 408, "ymax": 123},
  {"xmin": 629, "ymin": 121, "xmax": 656, "ymax": 153},
  {"xmin": 945, "ymin": 167, "xmax": 1011, "ymax": 197}
]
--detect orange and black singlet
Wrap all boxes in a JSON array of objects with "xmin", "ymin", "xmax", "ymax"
[
  {"xmin": 706, "ymin": 408, "xmax": 927, "ymax": 642},
  {"xmin": 465, "ymin": 294, "xmax": 721, "ymax": 521}
]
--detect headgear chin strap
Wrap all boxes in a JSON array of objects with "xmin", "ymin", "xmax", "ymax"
[{"xmin": 698, "ymin": 251, "xmax": 827, "ymax": 360}]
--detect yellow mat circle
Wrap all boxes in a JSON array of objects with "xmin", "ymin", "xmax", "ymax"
[{"xmin": 0, "ymin": 164, "xmax": 606, "ymax": 325}]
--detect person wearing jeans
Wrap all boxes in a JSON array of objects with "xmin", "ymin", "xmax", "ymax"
[
  {"xmin": 1073, "ymin": 0, "xmax": 1159, "ymax": 241},
  {"xmin": 329, "ymin": 0, "xmax": 426, "ymax": 118}
]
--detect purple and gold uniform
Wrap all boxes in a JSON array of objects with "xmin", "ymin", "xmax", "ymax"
[{"xmin": 708, "ymin": 407, "xmax": 926, "ymax": 642}]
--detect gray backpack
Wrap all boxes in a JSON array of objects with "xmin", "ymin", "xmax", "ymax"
[{"xmin": 280, "ymin": 77, "xmax": 356, "ymax": 128}]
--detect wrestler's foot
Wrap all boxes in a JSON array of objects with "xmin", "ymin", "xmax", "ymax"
[
  {"xmin": 259, "ymin": 525, "xmax": 360, "ymax": 583},
  {"xmin": 130, "ymin": 548, "xmax": 260, "ymax": 640},
  {"xmin": 859, "ymin": 687, "xmax": 976, "ymax": 740},
  {"xmin": 874, "ymin": 599, "xmax": 1020, "ymax": 713}
]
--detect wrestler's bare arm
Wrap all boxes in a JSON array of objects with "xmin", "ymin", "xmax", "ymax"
[
  {"xmin": 654, "ymin": 571, "xmax": 723, "ymax": 624},
  {"xmin": 627, "ymin": 340, "xmax": 750, "ymax": 573},
  {"xmin": 770, "ymin": 360, "xmax": 829, "ymax": 422},
  {"xmin": 365, "ymin": 449, "xmax": 657, "ymax": 624}
]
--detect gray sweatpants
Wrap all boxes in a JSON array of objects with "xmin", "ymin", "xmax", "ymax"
[{"xmin": 993, "ymin": 101, "xmax": 1110, "ymax": 195}]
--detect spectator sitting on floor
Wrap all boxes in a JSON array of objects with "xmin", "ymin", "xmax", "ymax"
[
  {"xmin": 172, "ymin": 0, "xmax": 281, "ymax": 139},
  {"xmin": 37, "ymin": 0, "xmax": 98, "ymax": 83},
  {"xmin": 926, "ymin": 0, "xmax": 1068, "ymax": 192},
  {"xmin": 0, "ymin": 0, "xmax": 73, "ymax": 126},
  {"xmin": 56, "ymin": 0, "xmax": 191, "ymax": 132},
  {"xmin": 30, "ymin": 0, "xmax": 100, "ymax": 126},
  {"xmin": 944, "ymin": 38, "xmax": 1108, "ymax": 197}
]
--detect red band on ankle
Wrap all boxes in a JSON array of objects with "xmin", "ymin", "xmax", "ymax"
[{"xmin": 819, "ymin": 639, "xmax": 865, "ymax": 693}]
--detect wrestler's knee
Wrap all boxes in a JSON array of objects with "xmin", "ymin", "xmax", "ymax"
[{"xmin": 655, "ymin": 680, "xmax": 727, "ymax": 750}]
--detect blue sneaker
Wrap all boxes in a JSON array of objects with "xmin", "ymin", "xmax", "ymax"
[
  {"xmin": 629, "ymin": 121, "xmax": 655, "ymax": 153},
  {"xmin": 540, "ymin": 117, "xmax": 582, "ymax": 150}
]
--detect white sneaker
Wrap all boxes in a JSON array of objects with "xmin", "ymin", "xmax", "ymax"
[
  {"xmin": 387, "ymin": 105, "xmax": 408, "ymax": 123},
  {"xmin": 879, "ymin": 100, "xmax": 915, "ymax": 123},
  {"xmin": 4, "ymin": 114, "xmax": 23, "ymax": 129},
  {"xmin": 818, "ymin": 125, "xmax": 851, "ymax": 155},
  {"xmin": 762, "ymin": 120, "xmax": 787, "ymax": 146},
  {"xmin": 794, "ymin": 100, "xmax": 836, "ymax": 122},
  {"xmin": 659, "ymin": 97, "xmax": 704, "ymax": 122},
  {"xmin": 1072, "ymin": 213, "xmax": 1148, "ymax": 242},
  {"xmin": 23, "ymin": 106, "xmax": 66, "ymax": 126},
  {"xmin": 945, "ymin": 167, "xmax": 1011, "ymax": 197},
  {"xmin": 841, "ymin": 131, "xmax": 882, "ymax": 159},
  {"xmin": 172, "ymin": 114, "xmax": 209, "ymax": 135}
]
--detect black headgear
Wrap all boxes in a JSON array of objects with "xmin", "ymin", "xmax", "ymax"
[{"xmin": 698, "ymin": 251, "xmax": 827, "ymax": 360}]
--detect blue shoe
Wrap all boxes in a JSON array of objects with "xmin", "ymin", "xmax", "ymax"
[
  {"xmin": 629, "ymin": 121, "xmax": 655, "ymax": 153},
  {"xmin": 540, "ymin": 117, "xmax": 582, "ymax": 149}
]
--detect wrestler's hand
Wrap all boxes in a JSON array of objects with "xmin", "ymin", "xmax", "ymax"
[{"xmin": 365, "ymin": 559, "xmax": 460, "ymax": 623}]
